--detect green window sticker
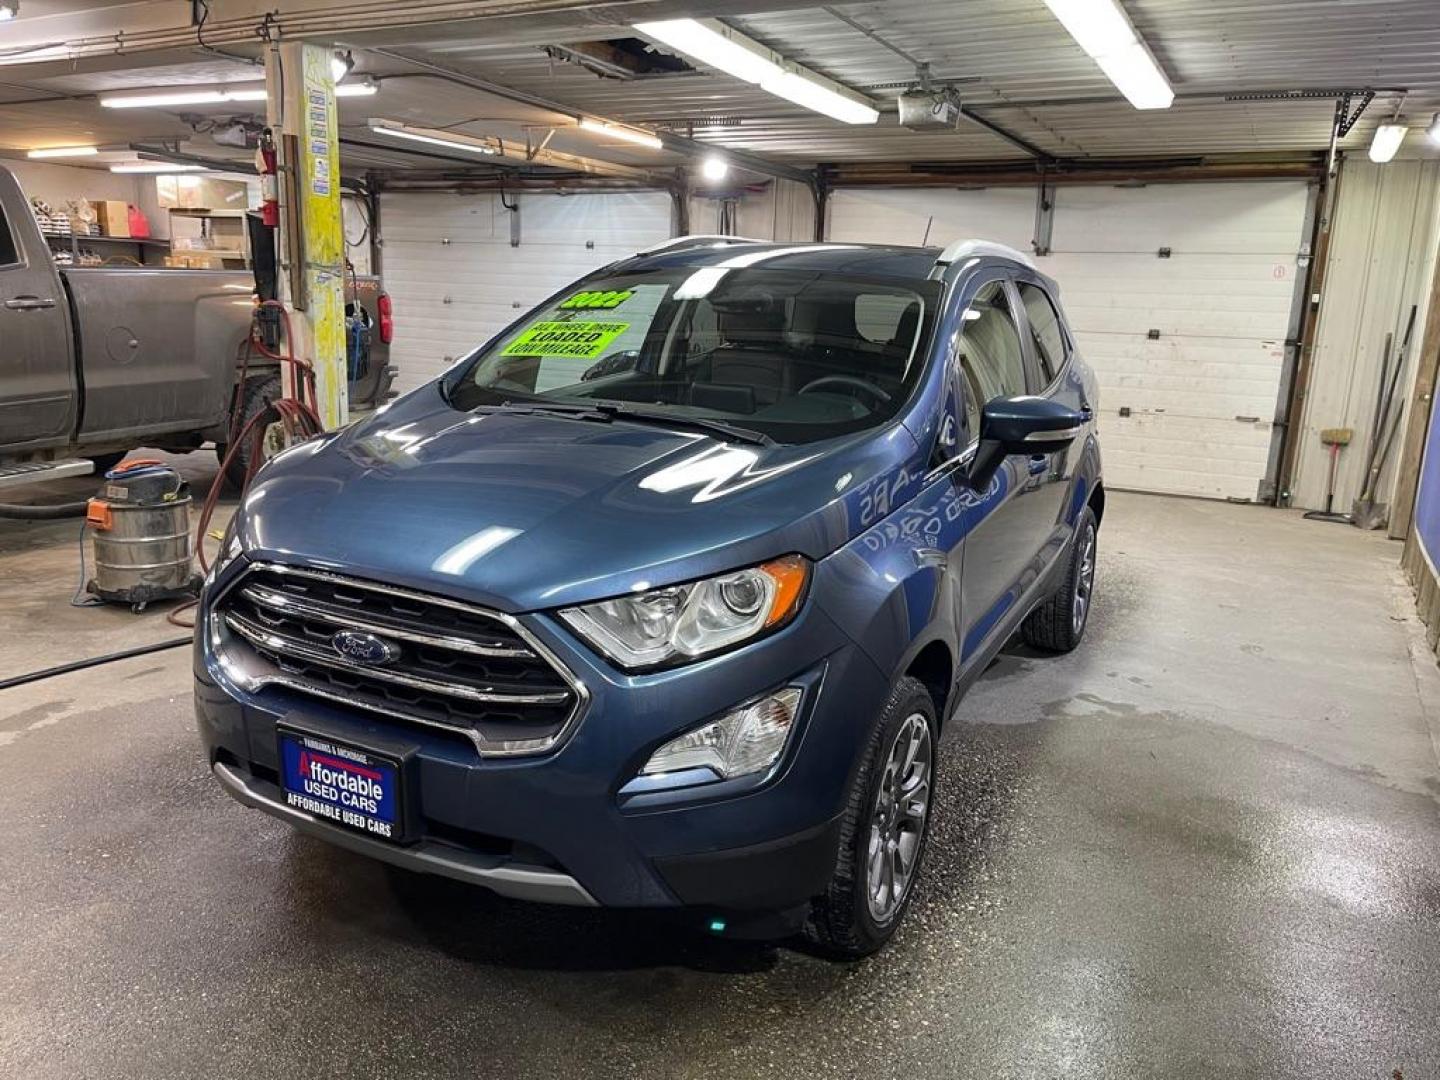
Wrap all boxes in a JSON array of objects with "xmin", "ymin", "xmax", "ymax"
[
  {"xmin": 501, "ymin": 320, "xmax": 631, "ymax": 359},
  {"xmin": 558, "ymin": 289, "xmax": 634, "ymax": 310}
]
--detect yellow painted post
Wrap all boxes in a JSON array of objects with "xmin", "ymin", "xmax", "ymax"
[{"xmin": 269, "ymin": 42, "xmax": 348, "ymax": 430}]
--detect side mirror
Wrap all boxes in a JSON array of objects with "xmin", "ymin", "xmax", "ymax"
[{"xmin": 968, "ymin": 395, "xmax": 1084, "ymax": 489}]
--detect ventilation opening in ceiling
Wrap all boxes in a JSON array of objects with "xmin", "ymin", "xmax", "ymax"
[{"xmin": 545, "ymin": 38, "xmax": 696, "ymax": 80}]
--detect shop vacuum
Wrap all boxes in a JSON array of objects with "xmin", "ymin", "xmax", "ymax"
[{"xmin": 83, "ymin": 460, "xmax": 201, "ymax": 612}]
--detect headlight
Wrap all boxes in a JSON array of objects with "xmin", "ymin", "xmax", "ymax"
[
  {"xmin": 203, "ymin": 514, "xmax": 245, "ymax": 586},
  {"xmin": 559, "ymin": 555, "xmax": 809, "ymax": 670},
  {"xmin": 642, "ymin": 688, "xmax": 802, "ymax": 780}
]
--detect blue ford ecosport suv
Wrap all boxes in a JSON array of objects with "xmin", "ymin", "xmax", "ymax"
[{"xmin": 197, "ymin": 236, "xmax": 1102, "ymax": 956}]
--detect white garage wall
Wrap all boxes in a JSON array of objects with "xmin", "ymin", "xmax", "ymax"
[
  {"xmin": 829, "ymin": 182, "xmax": 1311, "ymax": 501},
  {"xmin": 828, "ymin": 186, "xmax": 1036, "ymax": 251},
  {"xmin": 1291, "ymin": 159, "xmax": 1440, "ymax": 515},
  {"xmin": 382, "ymin": 190, "xmax": 673, "ymax": 394}
]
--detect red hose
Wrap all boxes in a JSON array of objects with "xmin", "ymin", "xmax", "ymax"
[{"xmin": 193, "ymin": 303, "xmax": 325, "ymax": 573}]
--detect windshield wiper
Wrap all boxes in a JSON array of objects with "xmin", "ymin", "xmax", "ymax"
[
  {"xmin": 590, "ymin": 403, "xmax": 774, "ymax": 446},
  {"xmin": 480, "ymin": 400, "xmax": 773, "ymax": 446}
]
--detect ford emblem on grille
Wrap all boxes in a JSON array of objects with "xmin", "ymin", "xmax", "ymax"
[{"xmin": 330, "ymin": 630, "xmax": 400, "ymax": 666}]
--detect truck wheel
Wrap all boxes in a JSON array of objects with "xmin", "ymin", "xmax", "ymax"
[
  {"xmin": 216, "ymin": 374, "xmax": 282, "ymax": 489},
  {"xmin": 805, "ymin": 676, "xmax": 937, "ymax": 959},
  {"xmin": 1021, "ymin": 504, "xmax": 1098, "ymax": 653}
]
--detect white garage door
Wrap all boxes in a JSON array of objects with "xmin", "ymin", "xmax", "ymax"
[
  {"xmin": 382, "ymin": 191, "xmax": 673, "ymax": 394},
  {"xmin": 830, "ymin": 183, "xmax": 1311, "ymax": 501}
]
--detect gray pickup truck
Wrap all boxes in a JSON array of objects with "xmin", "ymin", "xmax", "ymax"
[{"xmin": 0, "ymin": 164, "xmax": 392, "ymax": 489}]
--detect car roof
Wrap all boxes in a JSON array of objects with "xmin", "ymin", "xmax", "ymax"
[{"xmin": 615, "ymin": 239, "xmax": 946, "ymax": 281}]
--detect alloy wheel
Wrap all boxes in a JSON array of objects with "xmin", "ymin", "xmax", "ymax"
[
  {"xmin": 864, "ymin": 712, "xmax": 933, "ymax": 923},
  {"xmin": 1073, "ymin": 521, "xmax": 1097, "ymax": 634}
]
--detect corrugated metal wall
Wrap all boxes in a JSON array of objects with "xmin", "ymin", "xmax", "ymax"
[{"xmin": 1291, "ymin": 159, "xmax": 1440, "ymax": 514}]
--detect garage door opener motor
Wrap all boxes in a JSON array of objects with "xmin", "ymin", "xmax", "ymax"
[{"xmin": 83, "ymin": 460, "xmax": 201, "ymax": 612}]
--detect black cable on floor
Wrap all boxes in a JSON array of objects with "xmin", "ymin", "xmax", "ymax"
[{"xmin": 0, "ymin": 636, "xmax": 192, "ymax": 692}]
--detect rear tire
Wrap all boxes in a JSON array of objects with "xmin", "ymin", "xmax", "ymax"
[
  {"xmin": 804, "ymin": 676, "xmax": 937, "ymax": 959},
  {"xmin": 216, "ymin": 373, "xmax": 282, "ymax": 489},
  {"xmin": 1021, "ymin": 504, "xmax": 1098, "ymax": 653}
]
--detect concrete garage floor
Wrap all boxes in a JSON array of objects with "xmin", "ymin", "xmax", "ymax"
[{"xmin": 2, "ymin": 470, "xmax": 1439, "ymax": 1079}]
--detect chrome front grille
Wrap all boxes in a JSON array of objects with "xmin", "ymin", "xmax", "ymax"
[{"xmin": 213, "ymin": 563, "xmax": 587, "ymax": 755}]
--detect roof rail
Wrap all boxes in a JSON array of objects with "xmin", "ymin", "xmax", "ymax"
[
  {"xmin": 933, "ymin": 239, "xmax": 1037, "ymax": 270},
  {"xmin": 637, "ymin": 234, "xmax": 769, "ymax": 257}
]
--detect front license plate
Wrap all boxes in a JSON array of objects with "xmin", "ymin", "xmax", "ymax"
[{"xmin": 278, "ymin": 729, "xmax": 403, "ymax": 842}]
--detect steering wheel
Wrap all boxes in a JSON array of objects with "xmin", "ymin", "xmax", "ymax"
[{"xmin": 798, "ymin": 375, "xmax": 891, "ymax": 405}]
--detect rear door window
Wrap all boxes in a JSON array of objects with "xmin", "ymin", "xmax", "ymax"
[
  {"xmin": 0, "ymin": 205, "xmax": 19, "ymax": 267},
  {"xmin": 1018, "ymin": 282, "xmax": 1068, "ymax": 387}
]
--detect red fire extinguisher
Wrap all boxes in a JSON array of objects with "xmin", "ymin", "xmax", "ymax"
[{"xmin": 257, "ymin": 128, "xmax": 279, "ymax": 228}]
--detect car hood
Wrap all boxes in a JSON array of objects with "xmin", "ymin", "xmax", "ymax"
[{"xmin": 235, "ymin": 385, "xmax": 923, "ymax": 612}]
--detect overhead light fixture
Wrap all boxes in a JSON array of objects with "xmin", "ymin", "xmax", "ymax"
[
  {"xmin": 1042, "ymin": 0, "xmax": 1174, "ymax": 110},
  {"xmin": 110, "ymin": 162, "xmax": 208, "ymax": 174},
  {"xmin": 101, "ymin": 85, "xmax": 262, "ymax": 108},
  {"xmin": 336, "ymin": 77, "xmax": 379, "ymax": 98},
  {"xmin": 331, "ymin": 49, "xmax": 355, "ymax": 84},
  {"xmin": 0, "ymin": 1, "xmax": 16, "ymax": 20},
  {"xmin": 1369, "ymin": 123, "xmax": 1408, "ymax": 164},
  {"xmin": 700, "ymin": 155, "xmax": 729, "ymax": 182},
  {"xmin": 27, "ymin": 146, "xmax": 99, "ymax": 159},
  {"xmin": 577, "ymin": 118, "xmax": 664, "ymax": 150},
  {"xmin": 1426, "ymin": 112, "xmax": 1440, "ymax": 146},
  {"xmin": 368, "ymin": 120, "xmax": 498, "ymax": 157},
  {"xmin": 634, "ymin": 18, "xmax": 879, "ymax": 125},
  {"xmin": 99, "ymin": 78, "xmax": 376, "ymax": 110}
]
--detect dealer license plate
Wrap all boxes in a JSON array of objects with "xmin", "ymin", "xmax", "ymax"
[{"xmin": 278, "ymin": 729, "xmax": 402, "ymax": 842}]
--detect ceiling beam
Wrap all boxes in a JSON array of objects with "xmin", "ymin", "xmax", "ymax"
[{"xmin": 369, "ymin": 48, "xmax": 815, "ymax": 186}]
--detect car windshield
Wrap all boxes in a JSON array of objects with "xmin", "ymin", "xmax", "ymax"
[{"xmin": 447, "ymin": 266, "xmax": 940, "ymax": 445}]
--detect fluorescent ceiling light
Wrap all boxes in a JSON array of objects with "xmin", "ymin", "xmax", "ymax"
[
  {"xmin": 109, "ymin": 162, "xmax": 208, "ymax": 174},
  {"xmin": 336, "ymin": 78, "xmax": 379, "ymax": 98},
  {"xmin": 0, "ymin": 1, "xmax": 16, "ymax": 20},
  {"xmin": 368, "ymin": 121, "xmax": 497, "ymax": 156},
  {"xmin": 635, "ymin": 19, "xmax": 779, "ymax": 85},
  {"xmin": 577, "ymin": 118, "xmax": 663, "ymax": 150},
  {"xmin": 27, "ymin": 146, "xmax": 99, "ymax": 159},
  {"xmin": 1093, "ymin": 42, "xmax": 1175, "ymax": 111},
  {"xmin": 1369, "ymin": 123, "xmax": 1408, "ymax": 164},
  {"xmin": 762, "ymin": 71, "xmax": 879, "ymax": 125},
  {"xmin": 110, "ymin": 162, "xmax": 208, "ymax": 173},
  {"xmin": 99, "ymin": 79, "xmax": 376, "ymax": 109},
  {"xmin": 634, "ymin": 17, "xmax": 878, "ymax": 125},
  {"xmin": 1042, "ymin": 0, "xmax": 1174, "ymax": 110},
  {"xmin": 101, "ymin": 86, "xmax": 260, "ymax": 108}
]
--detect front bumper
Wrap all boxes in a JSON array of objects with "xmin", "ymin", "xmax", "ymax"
[
  {"xmin": 212, "ymin": 761, "xmax": 598, "ymax": 905},
  {"xmin": 196, "ymin": 584, "xmax": 890, "ymax": 912}
]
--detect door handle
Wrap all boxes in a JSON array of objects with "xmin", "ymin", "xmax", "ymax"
[
  {"xmin": 913, "ymin": 547, "xmax": 947, "ymax": 569},
  {"xmin": 1028, "ymin": 454, "xmax": 1048, "ymax": 476},
  {"xmin": 4, "ymin": 296, "xmax": 57, "ymax": 311}
]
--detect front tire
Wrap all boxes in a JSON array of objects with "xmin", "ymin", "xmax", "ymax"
[
  {"xmin": 805, "ymin": 676, "xmax": 937, "ymax": 958},
  {"xmin": 1021, "ymin": 504, "xmax": 1098, "ymax": 652}
]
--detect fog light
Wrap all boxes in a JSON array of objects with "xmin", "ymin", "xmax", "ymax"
[{"xmin": 642, "ymin": 688, "xmax": 802, "ymax": 780}]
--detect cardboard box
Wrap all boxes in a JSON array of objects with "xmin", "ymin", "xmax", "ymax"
[
  {"xmin": 92, "ymin": 200, "xmax": 131, "ymax": 238},
  {"xmin": 163, "ymin": 253, "xmax": 225, "ymax": 270}
]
